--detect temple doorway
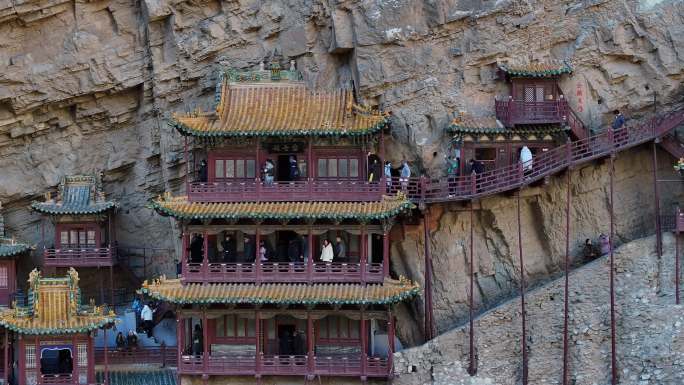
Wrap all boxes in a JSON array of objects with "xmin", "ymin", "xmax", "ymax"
[
  {"xmin": 40, "ymin": 347, "xmax": 73, "ymax": 376},
  {"xmin": 276, "ymin": 155, "xmax": 298, "ymax": 181}
]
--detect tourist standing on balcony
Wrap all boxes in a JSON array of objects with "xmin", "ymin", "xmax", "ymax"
[
  {"xmin": 520, "ymin": 146, "xmax": 533, "ymax": 174},
  {"xmin": 127, "ymin": 330, "xmax": 138, "ymax": 351},
  {"xmin": 198, "ymin": 159, "xmax": 208, "ymax": 183},
  {"xmin": 368, "ymin": 155, "xmax": 381, "ymax": 182},
  {"xmin": 469, "ymin": 159, "xmax": 484, "ymax": 175},
  {"xmin": 289, "ymin": 156, "xmax": 299, "ymax": 181},
  {"xmin": 243, "ymin": 237, "xmax": 254, "ymax": 262},
  {"xmin": 300, "ymin": 234, "xmax": 309, "ymax": 263},
  {"xmin": 384, "ymin": 161, "xmax": 392, "ymax": 192},
  {"xmin": 321, "ymin": 239, "xmax": 334, "ymax": 263},
  {"xmin": 612, "ymin": 110, "xmax": 625, "ymax": 130},
  {"xmin": 334, "ymin": 236, "xmax": 346, "ymax": 262},
  {"xmin": 141, "ymin": 302, "xmax": 155, "ymax": 338},
  {"xmin": 288, "ymin": 239, "xmax": 302, "ymax": 263},
  {"xmin": 263, "ymin": 159, "xmax": 275, "ymax": 185},
  {"xmin": 116, "ymin": 332, "xmax": 126, "ymax": 351},
  {"xmin": 221, "ymin": 233, "xmax": 236, "ymax": 263},
  {"xmin": 192, "ymin": 324, "xmax": 203, "ymax": 358},
  {"xmin": 400, "ymin": 160, "xmax": 411, "ymax": 191},
  {"xmin": 189, "ymin": 234, "xmax": 204, "ymax": 263}
]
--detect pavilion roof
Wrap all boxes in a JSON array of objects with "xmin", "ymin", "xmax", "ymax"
[
  {"xmin": 0, "ymin": 268, "xmax": 116, "ymax": 335},
  {"xmin": 446, "ymin": 114, "xmax": 565, "ymax": 140},
  {"xmin": 498, "ymin": 59, "xmax": 572, "ymax": 78},
  {"xmin": 169, "ymin": 68, "xmax": 387, "ymax": 138},
  {"xmin": 149, "ymin": 193, "xmax": 414, "ymax": 221},
  {"xmin": 31, "ymin": 175, "xmax": 117, "ymax": 216},
  {"xmin": 140, "ymin": 276, "xmax": 419, "ymax": 306}
]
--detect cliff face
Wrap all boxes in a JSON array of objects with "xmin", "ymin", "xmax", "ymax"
[{"xmin": 0, "ymin": 0, "xmax": 683, "ymax": 346}]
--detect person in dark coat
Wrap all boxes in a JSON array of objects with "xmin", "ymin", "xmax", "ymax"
[
  {"xmin": 221, "ymin": 233, "xmax": 236, "ymax": 263},
  {"xmin": 368, "ymin": 155, "xmax": 382, "ymax": 182},
  {"xmin": 279, "ymin": 330, "xmax": 292, "ymax": 355},
  {"xmin": 198, "ymin": 160, "xmax": 208, "ymax": 182},
  {"xmin": 294, "ymin": 330, "xmax": 306, "ymax": 355},
  {"xmin": 612, "ymin": 110, "xmax": 625, "ymax": 130},
  {"xmin": 581, "ymin": 238, "xmax": 598, "ymax": 263},
  {"xmin": 116, "ymin": 332, "xmax": 126, "ymax": 351},
  {"xmin": 189, "ymin": 234, "xmax": 204, "ymax": 263},
  {"xmin": 287, "ymin": 239, "xmax": 301, "ymax": 263},
  {"xmin": 243, "ymin": 237, "xmax": 255, "ymax": 262},
  {"xmin": 469, "ymin": 159, "xmax": 485, "ymax": 174},
  {"xmin": 192, "ymin": 324, "xmax": 203, "ymax": 357},
  {"xmin": 289, "ymin": 156, "xmax": 299, "ymax": 181},
  {"xmin": 334, "ymin": 236, "xmax": 347, "ymax": 262}
]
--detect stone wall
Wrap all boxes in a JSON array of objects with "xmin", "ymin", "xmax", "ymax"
[{"xmin": 393, "ymin": 233, "xmax": 684, "ymax": 385}]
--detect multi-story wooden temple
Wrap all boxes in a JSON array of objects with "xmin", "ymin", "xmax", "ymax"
[
  {"xmin": 0, "ymin": 268, "xmax": 116, "ymax": 385},
  {"xmin": 0, "ymin": 204, "xmax": 31, "ymax": 308},
  {"xmin": 143, "ymin": 62, "xmax": 419, "ymax": 384},
  {"xmin": 31, "ymin": 175, "xmax": 118, "ymax": 302},
  {"xmin": 447, "ymin": 60, "xmax": 585, "ymax": 174}
]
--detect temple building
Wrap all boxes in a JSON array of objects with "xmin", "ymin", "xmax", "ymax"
[
  {"xmin": 447, "ymin": 59, "xmax": 585, "ymax": 174},
  {"xmin": 31, "ymin": 175, "xmax": 118, "ymax": 303},
  {"xmin": 0, "ymin": 268, "xmax": 116, "ymax": 385},
  {"xmin": 0, "ymin": 204, "xmax": 31, "ymax": 308},
  {"xmin": 144, "ymin": 61, "xmax": 419, "ymax": 384}
]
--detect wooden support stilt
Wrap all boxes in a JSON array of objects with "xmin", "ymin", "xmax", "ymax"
[
  {"xmin": 517, "ymin": 191, "xmax": 528, "ymax": 385},
  {"xmin": 653, "ymin": 141, "xmax": 662, "ymax": 258},
  {"xmin": 562, "ymin": 167, "xmax": 571, "ymax": 385},
  {"xmin": 609, "ymin": 153, "xmax": 618, "ymax": 385},
  {"xmin": 468, "ymin": 199, "xmax": 477, "ymax": 376},
  {"xmin": 423, "ymin": 209, "xmax": 435, "ymax": 340}
]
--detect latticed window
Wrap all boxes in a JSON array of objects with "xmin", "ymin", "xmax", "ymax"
[
  {"xmin": 317, "ymin": 158, "xmax": 360, "ymax": 178},
  {"xmin": 25, "ymin": 345, "xmax": 35, "ymax": 369},
  {"xmin": 215, "ymin": 159, "xmax": 256, "ymax": 179},
  {"xmin": 0, "ymin": 266, "xmax": 8, "ymax": 288},
  {"xmin": 78, "ymin": 343, "xmax": 87, "ymax": 367}
]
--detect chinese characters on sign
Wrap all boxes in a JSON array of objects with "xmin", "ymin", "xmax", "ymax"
[
  {"xmin": 266, "ymin": 142, "xmax": 306, "ymax": 153},
  {"xmin": 575, "ymin": 83, "xmax": 584, "ymax": 113}
]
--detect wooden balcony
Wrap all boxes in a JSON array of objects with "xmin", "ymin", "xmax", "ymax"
[
  {"xmin": 495, "ymin": 98, "xmax": 570, "ymax": 127},
  {"xmin": 179, "ymin": 354, "xmax": 389, "ymax": 377},
  {"xmin": 43, "ymin": 247, "xmax": 114, "ymax": 267},
  {"xmin": 181, "ymin": 262, "xmax": 384, "ymax": 284},
  {"xmin": 188, "ymin": 179, "xmax": 383, "ymax": 203}
]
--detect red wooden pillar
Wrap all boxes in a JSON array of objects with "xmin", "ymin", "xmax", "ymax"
[
  {"xmin": 360, "ymin": 225, "xmax": 367, "ymax": 283},
  {"xmin": 307, "ymin": 228, "xmax": 314, "ymax": 282},
  {"xmin": 387, "ymin": 310, "xmax": 395, "ymax": 377},
  {"xmin": 181, "ymin": 232, "xmax": 189, "ymax": 278},
  {"xmin": 176, "ymin": 311, "xmax": 183, "ymax": 379},
  {"xmin": 4, "ymin": 330, "xmax": 8, "ymax": 385},
  {"xmin": 255, "ymin": 227, "xmax": 261, "ymax": 283},
  {"xmin": 202, "ymin": 231, "xmax": 209, "ymax": 281},
  {"xmin": 35, "ymin": 336, "xmax": 40, "ymax": 385},
  {"xmin": 360, "ymin": 312, "xmax": 367, "ymax": 380},
  {"xmin": 88, "ymin": 334, "xmax": 95, "ymax": 384},
  {"xmin": 18, "ymin": 336, "xmax": 24, "ymax": 385},
  {"xmin": 677, "ymin": 206, "xmax": 681, "ymax": 305},
  {"xmin": 103, "ymin": 329, "xmax": 109, "ymax": 385},
  {"xmin": 382, "ymin": 227, "xmax": 390, "ymax": 277},
  {"xmin": 71, "ymin": 335, "xmax": 78, "ymax": 383},
  {"xmin": 255, "ymin": 310, "xmax": 261, "ymax": 377},
  {"xmin": 109, "ymin": 266, "xmax": 114, "ymax": 306},
  {"xmin": 184, "ymin": 136, "xmax": 190, "ymax": 193},
  {"xmin": 307, "ymin": 137, "xmax": 314, "ymax": 180},
  {"xmin": 202, "ymin": 309, "xmax": 209, "ymax": 378},
  {"xmin": 307, "ymin": 312, "xmax": 314, "ymax": 375},
  {"xmin": 423, "ymin": 210, "xmax": 434, "ymax": 340}
]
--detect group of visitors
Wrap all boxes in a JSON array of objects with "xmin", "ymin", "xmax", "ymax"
[
  {"xmin": 133, "ymin": 296, "xmax": 157, "ymax": 339},
  {"xmin": 260, "ymin": 156, "xmax": 300, "ymax": 186},
  {"xmin": 279, "ymin": 330, "xmax": 306, "ymax": 356},
  {"xmin": 320, "ymin": 237, "xmax": 346, "ymax": 263},
  {"xmin": 581, "ymin": 233, "xmax": 611, "ymax": 263},
  {"xmin": 115, "ymin": 330, "xmax": 139, "ymax": 352},
  {"xmin": 381, "ymin": 159, "xmax": 412, "ymax": 192}
]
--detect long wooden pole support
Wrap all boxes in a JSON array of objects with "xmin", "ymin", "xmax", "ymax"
[
  {"xmin": 609, "ymin": 153, "xmax": 618, "ymax": 385},
  {"xmin": 517, "ymin": 191, "xmax": 528, "ymax": 385},
  {"xmin": 468, "ymin": 199, "xmax": 477, "ymax": 376},
  {"xmin": 653, "ymin": 141, "xmax": 662, "ymax": 258},
  {"xmin": 423, "ymin": 209, "xmax": 434, "ymax": 340},
  {"xmin": 562, "ymin": 166, "xmax": 571, "ymax": 385}
]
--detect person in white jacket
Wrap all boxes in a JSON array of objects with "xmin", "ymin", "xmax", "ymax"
[
  {"xmin": 520, "ymin": 146, "xmax": 533, "ymax": 173},
  {"xmin": 141, "ymin": 303, "xmax": 155, "ymax": 338},
  {"xmin": 320, "ymin": 239, "xmax": 334, "ymax": 263}
]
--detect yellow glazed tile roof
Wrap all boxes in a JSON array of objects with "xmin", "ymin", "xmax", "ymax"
[
  {"xmin": 0, "ymin": 268, "xmax": 116, "ymax": 335},
  {"xmin": 170, "ymin": 83, "xmax": 387, "ymax": 137},
  {"xmin": 498, "ymin": 59, "xmax": 572, "ymax": 77},
  {"xmin": 140, "ymin": 276, "xmax": 419, "ymax": 305},
  {"xmin": 149, "ymin": 193, "xmax": 414, "ymax": 221}
]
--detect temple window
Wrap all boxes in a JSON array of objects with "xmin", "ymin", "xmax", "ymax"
[
  {"xmin": 317, "ymin": 157, "xmax": 360, "ymax": 178},
  {"xmin": 0, "ymin": 265, "xmax": 8, "ymax": 288},
  {"xmin": 25, "ymin": 345, "xmax": 36, "ymax": 369},
  {"xmin": 214, "ymin": 158, "xmax": 257, "ymax": 179}
]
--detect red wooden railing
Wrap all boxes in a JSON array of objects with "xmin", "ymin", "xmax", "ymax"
[
  {"xmin": 178, "ymin": 354, "xmax": 389, "ymax": 377},
  {"xmin": 43, "ymin": 247, "xmax": 114, "ymax": 267},
  {"xmin": 496, "ymin": 99, "xmax": 570, "ymax": 126},
  {"xmin": 39, "ymin": 374, "xmax": 74, "ymax": 384},
  {"xmin": 182, "ymin": 262, "xmax": 384, "ymax": 284},
  {"xmin": 188, "ymin": 179, "xmax": 383, "ymax": 203},
  {"xmin": 94, "ymin": 346, "xmax": 176, "ymax": 367}
]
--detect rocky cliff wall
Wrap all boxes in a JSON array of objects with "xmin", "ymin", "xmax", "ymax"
[
  {"xmin": 0, "ymin": 0, "xmax": 683, "ymax": 348},
  {"xmin": 393, "ymin": 233, "xmax": 684, "ymax": 385}
]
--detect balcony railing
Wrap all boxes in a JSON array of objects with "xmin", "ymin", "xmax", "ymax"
[
  {"xmin": 182, "ymin": 262, "xmax": 384, "ymax": 284},
  {"xmin": 495, "ymin": 98, "xmax": 570, "ymax": 127},
  {"xmin": 94, "ymin": 346, "xmax": 176, "ymax": 367},
  {"xmin": 43, "ymin": 247, "xmax": 114, "ymax": 267},
  {"xmin": 188, "ymin": 179, "xmax": 383, "ymax": 203},
  {"xmin": 179, "ymin": 354, "xmax": 389, "ymax": 377}
]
